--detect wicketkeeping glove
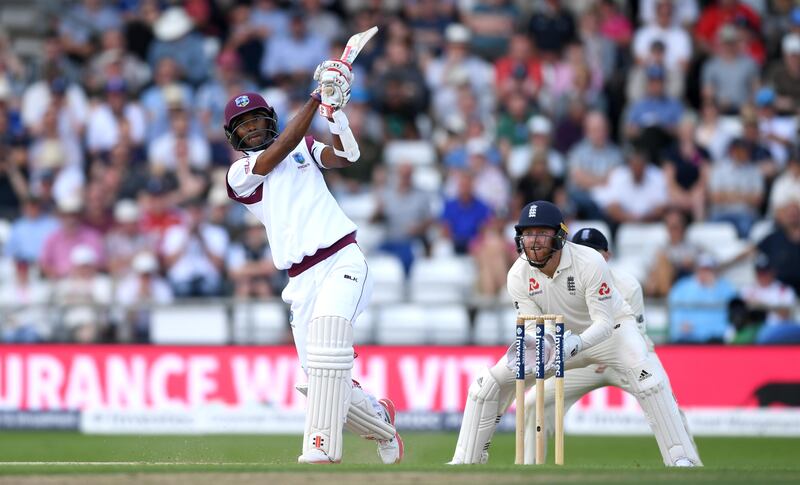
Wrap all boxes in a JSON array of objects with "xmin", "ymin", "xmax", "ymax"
[
  {"xmin": 505, "ymin": 332, "xmax": 555, "ymax": 376},
  {"xmin": 563, "ymin": 330, "xmax": 583, "ymax": 361}
]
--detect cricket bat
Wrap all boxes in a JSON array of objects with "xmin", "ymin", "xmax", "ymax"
[{"xmin": 319, "ymin": 26, "xmax": 378, "ymax": 118}]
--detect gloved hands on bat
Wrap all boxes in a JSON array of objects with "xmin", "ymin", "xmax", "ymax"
[{"xmin": 314, "ymin": 59, "xmax": 353, "ymax": 117}]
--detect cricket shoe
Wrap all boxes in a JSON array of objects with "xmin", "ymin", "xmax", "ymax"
[
  {"xmin": 297, "ymin": 447, "xmax": 340, "ymax": 464},
  {"xmin": 377, "ymin": 398, "xmax": 404, "ymax": 464},
  {"xmin": 674, "ymin": 458, "xmax": 697, "ymax": 467}
]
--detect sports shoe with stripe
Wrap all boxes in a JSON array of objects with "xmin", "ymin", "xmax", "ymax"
[{"xmin": 377, "ymin": 398, "xmax": 404, "ymax": 464}]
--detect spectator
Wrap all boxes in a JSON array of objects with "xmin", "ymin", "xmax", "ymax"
[
  {"xmin": 627, "ymin": 40, "xmax": 684, "ymax": 102},
  {"xmin": 464, "ymin": 139, "xmax": 510, "ymax": 216},
  {"xmin": 701, "ymin": 24, "xmax": 759, "ymax": 114},
  {"xmin": 371, "ymin": 37, "xmax": 430, "ymax": 139},
  {"xmin": 668, "ymin": 253, "xmax": 738, "ymax": 343},
  {"xmin": 741, "ymin": 253, "xmax": 800, "ymax": 344},
  {"xmin": 661, "ymin": 115, "xmax": 711, "ymax": 221},
  {"xmin": 86, "ymin": 28, "xmax": 152, "ymax": 95},
  {"xmin": 139, "ymin": 58, "xmax": 195, "ymax": 142},
  {"xmin": 646, "ymin": 208, "xmax": 702, "ymax": 297},
  {"xmin": 495, "ymin": 92, "xmax": 534, "ymax": 162},
  {"xmin": 754, "ymin": 87, "xmax": 797, "ymax": 167},
  {"xmin": 765, "ymin": 33, "xmax": 800, "ymax": 112},
  {"xmin": 372, "ymin": 163, "xmax": 434, "ymax": 275},
  {"xmin": 513, "ymin": 151, "xmax": 566, "ymax": 218},
  {"xmin": 695, "ymin": 99, "xmax": 738, "ymax": 162},
  {"xmin": 507, "ymin": 115, "xmax": 565, "ymax": 181},
  {"xmin": 463, "ymin": 0, "xmax": 519, "ymax": 60},
  {"xmin": 552, "ymin": 97, "xmax": 586, "ymax": 154},
  {"xmin": 29, "ymin": 139, "xmax": 84, "ymax": 206},
  {"xmin": 5, "ymin": 196, "xmax": 59, "ymax": 268},
  {"xmin": 739, "ymin": 109, "xmax": 778, "ymax": 181},
  {"xmin": 597, "ymin": 0, "xmax": 633, "ymax": 47},
  {"xmin": 494, "ymin": 33, "xmax": 542, "ymax": 105},
  {"xmin": 527, "ymin": 0, "xmax": 576, "ymax": 59},
  {"xmin": 578, "ymin": 7, "xmax": 617, "ymax": 82},
  {"xmin": 148, "ymin": 106, "xmax": 211, "ymax": 171},
  {"xmin": 633, "ymin": 0, "xmax": 693, "ymax": 72},
  {"xmin": 260, "ymin": 11, "xmax": 328, "ymax": 86},
  {"xmin": 227, "ymin": 213, "xmax": 285, "ymax": 299},
  {"xmin": 639, "ymin": 0, "xmax": 699, "ymax": 28},
  {"xmin": 695, "ymin": 0, "xmax": 761, "ymax": 54},
  {"xmin": 0, "ymin": 259, "xmax": 51, "ymax": 342},
  {"xmin": 40, "ymin": 195, "xmax": 105, "ymax": 280},
  {"xmin": 471, "ymin": 218, "xmax": 517, "ymax": 299},
  {"xmin": 302, "ymin": 0, "xmax": 343, "ymax": 44},
  {"xmin": 707, "ymin": 138, "xmax": 764, "ymax": 238},
  {"xmin": 161, "ymin": 197, "xmax": 229, "ymax": 297},
  {"xmin": 769, "ymin": 148, "xmax": 800, "ymax": 220},
  {"xmin": 105, "ymin": 199, "xmax": 158, "ymax": 279},
  {"xmin": 758, "ymin": 203, "xmax": 800, "ymax": 295},
  {"xmin": 52, "ymin": 245, "xmax": 113, "ymax": 343},
  {"xmin": 539, "ymin": 42, "xmax": 605, "ymax": 118},
  {"xmin": 85, "ymin": 79, "xmax": 146, "ymax": 156},
  {"xmin": 58, "ymin": 0, "xmax": 122, "ymax": 61},
  {"xmin": 440, "ymin": 169, "xmax": 493, "ymax": 255},
  {"xmin": 0, "ymin": 140, "xmax": 30, "ymax": 220},
  {"xmin": 148, "ymin": 7, "xmax": 210, "ymax": 87},
  {"xmin": 139, "ymin": 180, "xmax": 182, "ymax": 242},
  {"xmin": 114, "ymin": 251, "xmax": 173, "ymax": 343},
  {"xmin": 566, "ymin": 111, "xmax": 623, "ymax": 219},
  {"xmin": 624, "ymin": 64, "xmax": 683, "ymax": 159},
  {"xmin": 596, "ymin": 146, "xmax": 668, "ymax": 228}
]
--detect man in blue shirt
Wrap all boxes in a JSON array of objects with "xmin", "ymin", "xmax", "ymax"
[
  {"xmin": 668, "ymin": 253, "xmax": 738, "ymax": 343},
  {"xmin": 626, "ymin": 64, "xmax": 683, "ymax": 138},
  {"xmin": 440, "ymin": 170, "xmax": 493, "ymax": 254},
  {"xmin": 5, "ymin": 197, "xmax": 60, "ymax": 268}
]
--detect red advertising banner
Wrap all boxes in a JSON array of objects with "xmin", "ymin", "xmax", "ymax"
[{"xmin": 0, "ymin": 345, "xmax": 798, "ymax": 411}]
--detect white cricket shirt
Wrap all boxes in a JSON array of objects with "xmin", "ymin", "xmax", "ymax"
[
  {"xmin": 507, "ymin": 242, "xmax": 635, "ymax": 349},
  {"xmin": 226, "ymin": 136, "xmax": 357, "ymax": 271},
  {"xmin": 611, "ymin": 266, "xmax": 645, "ymax": 332}
]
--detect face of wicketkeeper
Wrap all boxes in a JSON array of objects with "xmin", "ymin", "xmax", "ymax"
[
  {"xmin": 520, "ymin": 227, "xmax": 557, "ymax": 264},
  {"xmin": 234, "ymin": 111, "xmax": 270, "ymax": 149}
]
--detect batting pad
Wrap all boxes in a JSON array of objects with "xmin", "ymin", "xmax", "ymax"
[
  {"xmin": 626, "ymin": 355, "xmax": 702, "ymax": 466},
  {"xmin": 344, "ymin": 384, "xmax": 395, "ymax": 441},
  {"xmin": 302, "ymin": 315, "xmax": 354, "ymax": 462}
]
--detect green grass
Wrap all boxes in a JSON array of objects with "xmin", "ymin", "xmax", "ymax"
[{"xmin": 0, "ymin": 432, "xmax": 798, "ymax": 483}]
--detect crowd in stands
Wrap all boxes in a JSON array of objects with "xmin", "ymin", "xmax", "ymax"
[{"xmin": 0, "ymin": 0, "xmax": 799, "ymax": 345}]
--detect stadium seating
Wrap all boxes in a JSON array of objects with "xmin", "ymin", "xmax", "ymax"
[
  {"xmin": 231, "ymin": 301, "xmax": 288, "ymax": 345},
  {"xmin": 426, "ymin": 305, "xmax": 470, "ymax": 345},
  {"xmin": 383, "ymin": 140, "xmax": 437, "ymax": 166},
  {"xmin": 338, "ymin": 192, "xmax": 378, "ymax": 223},
  {"xmin": 749, "ymin": 219, "xmax": 774, "ymax": 244},
  {"xmin": 151, "ymin": 305, "xmax": 229, "ymax": 344},
  {"xmin": 375, "ymin": 304, "xmax": 428, "ymax": 345},
  {"xmin": 353, "ymin": 309, "xmax": 375, "ymax": 344},
  {"xmin": 367, "ymin": 254, "xmax": 406, "ymax": 304},
  {"xmin": 614, "ymin": 223, "xmax": 669, "ymax": 282},
  {"xmin": 409, "ymin": 256, "xmax": 476, "ymax": 303},
  {"xmin": 686, "ymin": 221, "xmax": 739, "ymax": 254}
]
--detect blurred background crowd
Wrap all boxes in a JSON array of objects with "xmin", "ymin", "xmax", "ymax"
[{"xmin": 0, "ymin": 0, "xmax": 799, "ymax": 346}]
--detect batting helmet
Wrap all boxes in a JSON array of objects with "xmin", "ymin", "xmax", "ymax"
[
  {"xmin": 572, "ymin": 227, "xmax": 609, "ymax": 252},
  {"xmin": 223, "ymin": 92, "xmax": 279, "ymax": 152},
  {"xmin": 514, "ymin": 201, "xmax": 569, "ymax": 267}
]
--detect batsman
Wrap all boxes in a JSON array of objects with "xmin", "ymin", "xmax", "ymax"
[
  {"xmin": 224, "ymin": 27, "xmax": 402, "ymax": 465},
  {"xmin": 449, "ymin": 201, "xmax": 701, "ymax": 466}
]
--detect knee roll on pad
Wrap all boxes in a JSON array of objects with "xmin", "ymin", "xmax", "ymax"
[{"xmin": 303, "ymin": 316, "xmax": 354, "ymax": 462}]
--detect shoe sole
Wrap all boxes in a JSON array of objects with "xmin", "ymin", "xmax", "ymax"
[{"xmin": 378, "ymin": 398, "xmax": 404, "ymax": 464}]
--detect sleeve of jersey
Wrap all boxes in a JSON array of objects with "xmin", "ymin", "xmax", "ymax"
[
  {"xmin": 306, "ymin": 135, "xmax": 327, "ymax": 169},
  {"xmin": 627, "ymin": 278, "xmax": 646, "ymax": 328},
  {"xmin": 507, "ymin": 264, "xmax": 543, "ymax": 317},
  {"xmin": 579, "ymin": 255, "xmax": 616, "ymax": 349},
  {"xmin": 226, "ymin": 155, "xmax": 265, "ymax": 204}
]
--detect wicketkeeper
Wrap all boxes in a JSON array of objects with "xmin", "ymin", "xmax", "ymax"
[
  {"xmin": 449, "ymin": 201, "xmax": 701, "ymax": 466},
  {"xmin": 523, "ymin": 227, "xmax": 702, "ymax": 466}
]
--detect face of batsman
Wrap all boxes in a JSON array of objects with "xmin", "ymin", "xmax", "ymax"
[{"xmin": 224, "ymin": 92, "xmax": 279, "ymax": 152}]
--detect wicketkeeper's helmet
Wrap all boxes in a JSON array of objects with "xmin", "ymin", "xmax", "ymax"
[
  {"xmin": 224, "ymin": 92, "xmax": 279, "ymax": 152},
  {"xmin": 514, "ymin": 201, "xmax": 569, "ymax": 266}
]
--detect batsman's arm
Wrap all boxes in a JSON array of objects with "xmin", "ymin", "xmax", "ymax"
[
  {"xmin": 251, "ymin": 93, "xmax": 322, "ymax": 176},
  {"xmin": 578, "ymin": 251, "xmax": 616, "ymax": 350}
]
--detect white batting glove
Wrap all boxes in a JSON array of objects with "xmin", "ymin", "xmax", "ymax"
[
  {"xmin": 313, "ymin": 59, "xmax": 354, "ymax": 85},
  {"xmin": 318, "ymin": 72, "xmax": 351, "ymax": 118}
]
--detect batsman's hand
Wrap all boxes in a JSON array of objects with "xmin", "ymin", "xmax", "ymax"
[
  {"xmin": 314, "ymin": 59, "xmax": 353, "ymax": 85},
  {"xmin": 318, "ymin": 75, "xmax": 351, "ymax": 118}
]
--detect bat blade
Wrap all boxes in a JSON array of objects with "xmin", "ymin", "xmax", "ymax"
[{"xmin": 340, "ymin": 26, "xmax": 378, "ymax": 65}]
